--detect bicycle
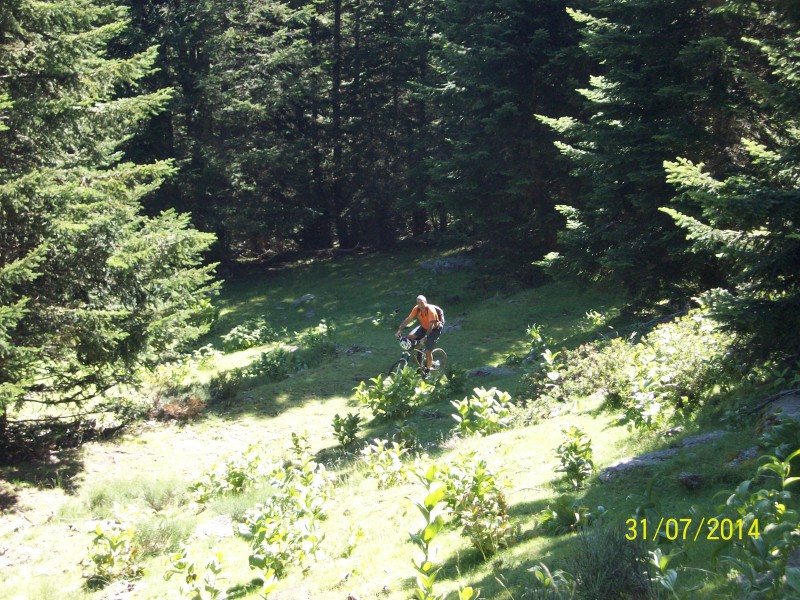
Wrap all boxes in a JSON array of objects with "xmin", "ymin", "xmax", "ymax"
[{"xmin": 387, "ymin": 336, "xmax": 448, "ymax": 383}]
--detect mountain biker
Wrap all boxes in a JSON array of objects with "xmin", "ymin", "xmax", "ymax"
[{"xmin": 395, "ymin": 295, "xmax": 443, "ymax": 371}]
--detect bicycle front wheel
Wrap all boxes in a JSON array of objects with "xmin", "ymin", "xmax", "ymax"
[
  {"xmin": 387, "ymin": 358, "xmax": 408, "ymax": 377},
  {"xmin": 428, "ymin": 348, "xmax": 448, "ymax": 382}
]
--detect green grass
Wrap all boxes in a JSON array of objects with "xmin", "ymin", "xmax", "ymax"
[{"xmin": 0, "ymin": 245, "xmax": 763, "ymax": 599}]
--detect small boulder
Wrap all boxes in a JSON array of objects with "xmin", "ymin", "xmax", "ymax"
[
  {"xmin": 678, "ymin": 472, "xmax": 703, "ymax": 490},
  {"xmin": 292, "ymin": 293, "xmax": 315, "ymax": 306}
]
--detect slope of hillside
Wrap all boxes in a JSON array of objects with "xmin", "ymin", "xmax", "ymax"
[{"xmin": 0, "ymin": 246, "xmax": 767, "ymax": 599}]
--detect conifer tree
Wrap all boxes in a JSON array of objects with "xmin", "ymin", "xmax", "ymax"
[
  {"xmin": 662, "ymin": 1, "xmax": 800, "ymax": 355},
  {"xmin": 427, "ymin": 0, "xmax": 582, "ymax": 257},
  {"xmin": 540, "ymin": 0, "xmax": 746, "ymax": 298},
  {"xmin": 0, "ymin": 0, "xmax": 217, "ymax": 428},
  {"xmin": 198, "ymin": 0, "xmax": 438, "ymax": 252}
]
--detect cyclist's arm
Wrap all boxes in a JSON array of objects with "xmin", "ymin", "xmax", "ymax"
[{"xmin": 396, "ymin": 309, "xmax": 417, "ymax": 337}]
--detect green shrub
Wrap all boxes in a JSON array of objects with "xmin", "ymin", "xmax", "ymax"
[
  {"xmin": 527, "ymin": 322, "xmax": 556, "ymax": 356},
  {"xmin": 759, "ymin": 414, "xmax": 800, "ymax": 463},
  {"xmin": 342, "ymin": 524, "xmax": 365, "ymax": 558},
  {"xmin": 522, "ymin": 311, "xmax": 736, "ymax": 429},
  {"xmin": 164, "ymin": 545, "xmax": 227, "ymax": 600},
  {"xmin": 535, "ymin": 496, "xmax": 603, "ymax": 536},
  {"xmin": 246, "ymin": 345, "xmax": 296, "ymax": 382},
  {"xmin": 221, "ymin": 318, "xmax": 279, "ymax": 351},
  {"xmin": 555, "ymin": 426, "xmax": 594, "ymax": 489},
  {"xmin": 360, "ymin": 439, "xmax": 411, "ymax": 488},
  {"xmin": 237, "ymin": 434, "xmax": 332, "ymax": 582},
  {"xmin": 408, "ymin": 464, "xmax": 448, "ymax": 600},
  {"xmin": 451, "ymin": 387, "xmax": 513, "ymax": 437},
  {"xmin": 207, "ymin": 368, "xmax": 244, "ymax": 402},
  {"xmin": 527, "ymin": 563, "xmax": 577, "ymax": 599},
  {"xmin": 142, "ymin": 358, "xmax": 193, "ymax": 396},
  {"xmin": 189, "ymin": 344, "xmax": 223, "ymax": 370},
  {"xmin": 81, "ymin": 521, "xmax": 144, "ymax": 589},
  {"xmin": 295, "ymin": 320, "xmax": 336, "ymax": 357},
  {"xmin": 391, "ymin": 421, "xmax": 420, "ymax": 450},
  {"xmin": 332, "ymin": 412, "xmax": 363, "ymax": 447},
  {"xmin": 190, "ymin": 443, "xmax": 265, "ymax": 503},
  {"xmin": 714, "ymin": 451, "xmax": 800, "ymax": 599},
  {"xmin": 441, "ymin": 453, "xmax": 514, "ymax": 557},
  {"xmin": 354, "ymin": 367, "xmax": 432, "ymax": 420}
]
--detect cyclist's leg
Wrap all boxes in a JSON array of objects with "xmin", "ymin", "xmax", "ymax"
[
  {"xmin": 424, "ymin": 327, "xmax": 442, "ymax": 369},
  {"xmin": 408, "ymin": 326, "xmax": 425, "ymax": 365}
]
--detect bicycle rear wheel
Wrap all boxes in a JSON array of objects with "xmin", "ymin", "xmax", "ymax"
[
  {"xmin": 387, "ymin": 358, "xmax": 408, "ymax": 377},
  {"xmin": 428, "ymin": 348, "xmax": 448, "ymax": 383}
]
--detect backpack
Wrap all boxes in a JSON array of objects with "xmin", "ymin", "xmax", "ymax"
[{"xmin": 434, "ymin": 305, "xmax": 445, "ymax": 327}]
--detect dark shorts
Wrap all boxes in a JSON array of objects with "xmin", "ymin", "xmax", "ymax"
[{"xmin": 410, "ymin": 325, "xmax": 442, "ymax": 350}]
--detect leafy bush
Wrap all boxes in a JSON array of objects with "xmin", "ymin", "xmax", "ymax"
[
  {"xmin": 164, "ymin": 545, "xmax": 227, "ymax": 600},
  {"xmin": 527, "ymin": 563, "xmax": 577, "ymax": 599},
  {"xmin": 142, "ymin": 359, "xmax": 193, "ymax": 396},
  {"xmin": 354, "ymin": 367, "xmax": 432, "ymax": 420},
  {"xmin": 522, "ymin": 311, "xmax": 736, "ymax": 429},
  {"xmin": 207, "ymin": 368, "xmax": 244, "ymax": 402},
  {"xmin": 535, "ymin": 496, "xmax": 603, "ymax": 536},
  {"xmin": 189, "ymin": 344, "xmax": 223, "ymax": 370},
  {"xmin": 361, "ymin": 439, "xmax": 411, "ymax": 488},
  {"xmin": 391, "ymin": 421, "xmax": 421, "ymax": 450},
  {"xmin": 221, "ymin": 318, "xmax": 279, "ymax": 351},
  {"xmin": 759, "ymin": 414, "xmax": 800, "ymax": 464},
  {"xmin": 583, "ymin": 310, "xmax": 608, "ymax": 327},
  {"xmin": 332, "ymin": 412, "xmax": 363, "ymax": 447},
  {"xmin": 451, "ymin": 387, "xmax": 513, "ymax": 437},
  {"xmin": 555, "ymin": 426, "xmax": 594, "ymax": 489},
  {"xmin": 190, "ymin": 443, "xmax": 265, "ymax": 503},
  {"xmin": 237, "ymin": 434, "xmax": 332, "ymax": 582},
  {"xmin": 81, "ymin": 521, "xmax": 144, "ymax": 589},
  {"xmin": 407, "ymin": 464, "xmax": 479, "ymax": 600},
  {"xmin": 714, "ymin": 450, "xmax": 800, "ymax": 599},
  {"xmin": 441, "ymin": 453, "xmax": 514, "ymax": 557},
  {"xmin": 246, "ymin": 345, "xmax": 296, "ymax": 382},
  {"xmin": 295, "ymin": 320, "xmax": 336, "ymax": 357},
  {"xmin": 238, "ymin": 322, "xmax": 336, "ymax": 386},
  {"xmin": 342, "ymin": 524, "xmax": 365, "ymax": 558},
  {"xmin": 527, "ymin": 322, "xmax": 556, "ymax": 356}
]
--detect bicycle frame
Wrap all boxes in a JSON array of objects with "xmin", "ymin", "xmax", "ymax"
[{"xmin": 391, "ymin": 336, "xmax": 447, "ymax": 380}]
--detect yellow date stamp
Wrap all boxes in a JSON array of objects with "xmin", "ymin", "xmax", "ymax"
[{"xmin": 625, "ymin": 517, "xmax": 760, "ymax": 542}]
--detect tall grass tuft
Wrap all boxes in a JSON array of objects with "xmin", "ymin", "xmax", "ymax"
[
  {"xmin": 134, "ymin": 514, "xmax": 197, "ymax": 557},
  {"xmin": 567, "ymin": 526, "xmax": 660, "ymax": 599}
]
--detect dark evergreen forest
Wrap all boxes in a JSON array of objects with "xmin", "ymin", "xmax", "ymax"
[{"xmin": 1, "ymin": 0, "xmax": 798, "ymax": 421}]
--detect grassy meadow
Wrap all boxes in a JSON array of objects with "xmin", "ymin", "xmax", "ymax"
[{"xmin": 0, "ymin": 242, "xmax": 768, "ymax": 599}]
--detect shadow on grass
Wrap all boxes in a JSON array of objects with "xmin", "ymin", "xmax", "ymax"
[
  {"xmin": 395, "ymin": 532, "xmax": 577, "ymax": 600},
  {"xmin": 225, "ymin": 577, "xmax": 262, "ymax": 599},
  {"xmin": 0, "ymin": 446, "xmax": 84, "ymax": 504}
]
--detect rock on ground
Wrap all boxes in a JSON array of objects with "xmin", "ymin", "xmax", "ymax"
[{"xmin": 599, "ymin": 431, "xmax": 728, "ymax": 482}]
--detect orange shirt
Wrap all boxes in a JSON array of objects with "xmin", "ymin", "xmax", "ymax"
[{"xmin": 408, "ymin": 304, "xmax": 441, "ymax": 330}]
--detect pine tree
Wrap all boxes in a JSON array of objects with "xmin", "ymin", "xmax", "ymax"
[
  {"xmin": 427, "ymin": 0, "xmax": 582, "ymax": 257},
  {"xmin": 198, "ymin": 0, "xmax": 439, "ymax": 253},
  {"xmin": 662, "ymin": 1, "xmax": 800, "ymax": 355},
  {"xmin": 119, "ymin": 0, "xmax": 225, "ymax": 256},
  {"xmin": 0, "ymin": 0, "xmax": 217, "ymax": 429},
  {"xmin": 540, "ymin": 0, "xmax": 747, "ymax": 299}
]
